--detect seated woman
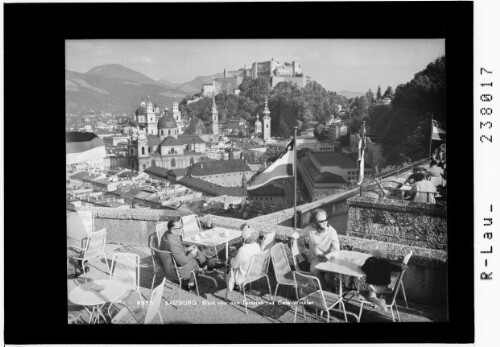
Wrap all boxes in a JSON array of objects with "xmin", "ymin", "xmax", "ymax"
[
  {"xmin": 225, "ymin": 225, "xmax": 261, "ymax": 298},
  {"xmin": 412, "ymin": 173, "xmax": 437, "ymax": 204},
  {"xmin": 361, "ymin": 244, "xmax": 406, "ymax": 312}
]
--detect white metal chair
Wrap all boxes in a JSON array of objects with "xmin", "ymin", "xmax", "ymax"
[
  {"xmin": 270, "ymin": 243, "xmax": 296, "ymax": 301},
  {"xmin": 293, "ymin": 271, "xmax": 347, "ymax": 323},
  {"xmin": 180, "ymin": 214, "xmax": 219, "ymax": 258},
  {"xmin": 180, "ymin": 214, "xmax": 202, "ymax": 239},
  {"xmin": 261, "ymin": 231, "xmax": 276, "ymax": 252},
  {"xmin": 148, "ymin": 232, "xmax": 164, "ymax": 292},
  {"xmin": 107, "ymin": 252, "xmax": 143, "ymax": 317},
  {"xmin": 71, "ymin": 228, "xmax": 109, "ymax": 276},
  {"xmin": 389, "ymin": 250, "xmax": 413, "ymax": 308},
  {"xmin": 155, "ymin": 222, "xmax": 169, "ymax": 247},
  {"xmin": 111, "ymin": 278, "xmax": 165, "ymax": 324},
  {"xmin": 150, "ymin": 246, "xmax": 217, "ymax": 300},
  {"xmin": 356, "ymin": 250, "xmax": 413, "ymax": 322},
  {"xmin": 240, "ymin": 251, "xmax": 272, "ymax": 314},
  {"xmin": 76, "ymin": 210, "xmax": 94, "ymax": 234}
]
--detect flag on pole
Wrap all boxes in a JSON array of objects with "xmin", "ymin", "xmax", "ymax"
[
  {"xmin": 66, "ymin": 132, "xmax": 106, "ymax": 165},
  {"xmin": 432, "ymin": 120, "xmax": 446, "ymax": 141},
  {"xmin": 357, "ymin": 124, "xmax": 366, "ymax": 186},
  {"xmin": 247, "ymin": 139, "xmax": 294, "ymax": 191}
]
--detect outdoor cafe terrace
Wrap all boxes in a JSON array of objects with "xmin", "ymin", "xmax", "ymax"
[{"xmin": 67, "ymin": 207, "xmax": 448, "ymax": 324}]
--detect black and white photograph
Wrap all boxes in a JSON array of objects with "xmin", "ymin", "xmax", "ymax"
[
  {"xmin": 4, "ymin": 1, "xmax": 485, "ymax": 345},
  {"xmin": 65, "ymin": 38, "xmax": 448, "ymax": 325}
]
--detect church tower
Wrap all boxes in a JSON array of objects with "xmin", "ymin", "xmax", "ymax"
[
  {"xmin": 145, "ymin": 97, "xmax": 157, "ymax": 135},
  {"xmin": 137, "ymin": 132, "xmax": 149, "ymax": 158},
  {"xmin": 262, "ymin": 98, "xmax": 271, "ymax": 141},
  {"xmin": 254, "ymin": 113, "xmax": 262, "ymax": 134},
  {"xmin": 211, "ymin": 97, "xmax": 219, "ymax": 136},
  {"xmin": 172, "ymin": 101, "xmax": 183, "ymax": 134}
]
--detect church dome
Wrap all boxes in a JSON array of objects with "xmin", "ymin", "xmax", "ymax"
[
  {"xmin": 158, "ymin": 113, "xmax": 177, "ymax": 129},
  {"xmin": 135, "ymin": 106, "xmax": 147, "ymax": 116}
]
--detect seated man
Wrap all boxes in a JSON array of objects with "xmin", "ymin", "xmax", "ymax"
[
  {"xmin": 426, "ymin": 160, "xmax": 444, "ymax": 178},
  {"xmin": 412, "ymin": 173, "xmax": 437, "ymax": 204},
  {"xmin": 404, "ymin": 167, "xmax": 421, "ymax": 185},
  {"xmin": 291, "ymin": 209, "xmax": 340, "ymax": 292},
  {"xmin": 159, "ymin": 220, "xmax": 224, "ymax": 290}
]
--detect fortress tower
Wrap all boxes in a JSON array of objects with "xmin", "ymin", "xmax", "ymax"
[{"xmin": 262, "ymin": 98, "xmax": 271, "ymax": 141}]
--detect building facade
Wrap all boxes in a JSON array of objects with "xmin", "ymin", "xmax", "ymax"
[{"xmin": 187, "ymin": 159, "xmax": 254, "ymax": 188}]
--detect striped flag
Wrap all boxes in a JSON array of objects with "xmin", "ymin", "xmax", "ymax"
[
  {"xmin": 432, "ymin": 120, "xmax": 446, "ymax": 141},
  {"xmin": 357, "ymin": 124, "xmax": 366, "ymax": 186},
  {"xmin": 247, "ymin": 139, "xmax": 294, "ymax": 191},
  {"xmin": 66, "ymin": 132, "xmax": 106, "ymax": 165}
]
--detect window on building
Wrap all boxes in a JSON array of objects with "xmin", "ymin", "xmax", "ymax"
[
  {"xmin": 141, "ymin": 147, "xmax": 145, "ymax": 155},
  {"xmin": 171, "ymin": 158, "xmax": 176, "ymax": 167}
]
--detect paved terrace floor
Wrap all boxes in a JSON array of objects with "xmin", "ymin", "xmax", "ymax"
[{"xmin": 68, "ymin": 244, "xmax": 447, "ymax": 324}]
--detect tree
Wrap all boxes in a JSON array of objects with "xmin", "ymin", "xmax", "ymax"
[
  {"xmin": 380, "ymin": 56, "xmax": 446, "ymax": 164},
  {"xmin": 365, "ymin": 89, "xmax": 374, "ymax": 104},
  {"xmin": 314, "ymin": 123, "xmax": 328, "ymax": 140},
  {"xmin": 376, "ymin": 85, "xmax": 382, "ymax": 100},
  {"xmin": 383, "ymin": 86, "xmax": 394, "ymax": 98}
]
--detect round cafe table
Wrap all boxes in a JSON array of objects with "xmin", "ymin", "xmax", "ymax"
[{"xmin": 68, "ymin": 279, "xmax": 127, "ymax": 324}]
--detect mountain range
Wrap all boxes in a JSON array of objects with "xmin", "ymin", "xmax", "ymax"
[
  {"xmin": 66, "ymin": 63, "xmax": 359, "ymax": 115},
  {"xmin": 66, "ymin": 64, "xmax": 221, "ymax": 114},
  {"xmin": 337, "ymin": 90, "xmax": 364, "ymax": 98}
]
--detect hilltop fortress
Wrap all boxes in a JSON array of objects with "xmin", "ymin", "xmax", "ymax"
[{"xmin": 202, "ymin": 58, "xmax": 308, "ymax": 97}]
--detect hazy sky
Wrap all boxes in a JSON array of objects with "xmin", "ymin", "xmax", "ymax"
[{"xmin": 66, "ymin": 39, "xmax": 444, "ymax": 93}]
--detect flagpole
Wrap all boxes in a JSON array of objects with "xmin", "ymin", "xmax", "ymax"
[
  {"xmin": 429, "ymin": 113, "xmax": 433, "ymax": 158},
  {"xmin": 358, "ymin": 121, "xmax": 366, "ymax": 196},
  {"xmin": 293, "ymin": 126, "xmax": 298, "ymax": 229}
]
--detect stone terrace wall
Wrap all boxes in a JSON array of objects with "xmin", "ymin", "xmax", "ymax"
[
  {"xmin": 250, "ymin": 188, "xmax": 359, "ymax": 228},
  {"xmin": 347, "ymin": 197, "xmax": 447, "ymax": 251},
  {"xmin": 76, "ymin": 206, "xmax": 191, "ymax": 246}
]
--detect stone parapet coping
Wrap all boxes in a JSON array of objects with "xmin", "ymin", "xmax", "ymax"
[
  {"xmin": 76, "ymin": 206, "xmax": 191, "ymax": 221},
  {"xmin": 202, "ymin": 214, "xmax": 447, "ymax": 268},
  {"xmin": 249, "ymin": 188, "xmax": 359, "ymax": 224},
  {"xmin": 347, "ymin": 196, "xmax": 447, "ymax": 217}
]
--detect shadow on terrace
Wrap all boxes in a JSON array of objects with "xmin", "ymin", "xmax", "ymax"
[{"xmin": 67, "ymin": 206, "xmax": 447, "ymax": 324}]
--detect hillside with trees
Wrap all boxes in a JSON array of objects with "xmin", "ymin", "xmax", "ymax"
[
  {"xmin": 366, "ymin": 56, "xmax": 445, "ymax": 164},
  {"xmin": 179, "ymin": 77, "xmax": 349, "ymax": 138},
  {"xmin": 179, "ymin": 56, "xmax": 445, "ymax": 167}
]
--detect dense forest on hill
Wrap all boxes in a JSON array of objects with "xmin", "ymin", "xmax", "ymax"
[
  {"xmin": 366, "ymin": 56, "xmax": 446, "ymax": 164},
  {"xmin": 178, "ymin": 55, "xmax": 445, "ymax": 166}
]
